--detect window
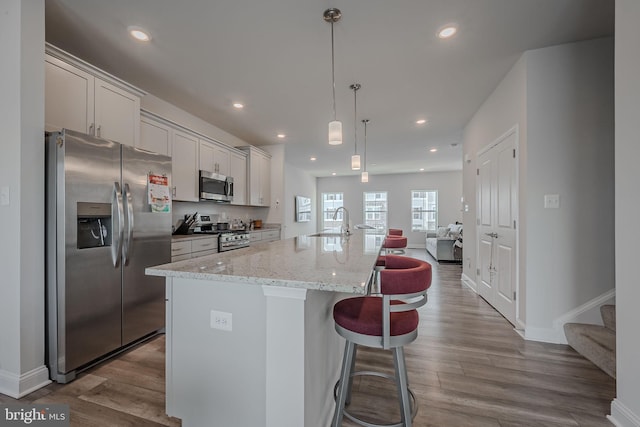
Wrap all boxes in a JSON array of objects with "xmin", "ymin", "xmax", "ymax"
[
  {"xmin": 321, "ymin": 192, "xmax": 343, "ymax": 230},
  {"xmin": 411, "ymin": 190, "xmax": 438, "ymax": 232},
  {"xmin": 363, "ymin": 191, "xmax": 388, "ymax": 231}
]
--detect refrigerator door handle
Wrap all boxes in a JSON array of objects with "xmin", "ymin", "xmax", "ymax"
[
  {"xmin": 112, "ymin": 182, "xmax": 125, "ymax": 267},
  {"xmin": 123, "ymin": 183, "xmax": 135, "ymax": 266}
]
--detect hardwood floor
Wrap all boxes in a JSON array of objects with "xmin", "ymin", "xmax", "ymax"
[{"xmin": 1, "ymin": 249, "xmax": 615, "ymax": 426}]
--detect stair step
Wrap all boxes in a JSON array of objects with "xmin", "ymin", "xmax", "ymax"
[
  {"xmin": 564, "ymin": 323, "xmax": 616, "ymax": 378},
  {"xmin": 601, "ymin": 305, "xmax": 616, "ymax": 331}
]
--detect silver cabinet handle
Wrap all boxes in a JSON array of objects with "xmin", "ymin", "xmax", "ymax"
[
  {"xmin": 89, "ymin": 123, "xmax": 95, "ymax": 136},
  {"xmin": 112, "ymin": 182, "xmax": 125, "ymax": 267},
  {"xmin": 172, "ymin": 186, "xmax": 177, "ymax": 198},
  {"xmin": 96, "ymin": 125, "xmax": 102, "ymax": 138},
  {"xmin": 123, "ymin": 183, "xmax": 134, "ymax": 266}
]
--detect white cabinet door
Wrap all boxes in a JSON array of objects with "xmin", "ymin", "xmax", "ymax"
[
  {"xmin": 259, "ymin": 154, "xmax": 271, "ymax": 206},
  {"xmin": 229, "ymin": 152, "xmax": 246, "ymax": 205},
  {"xmin": 140, "ymin": 116, "xmax": 172, "ymax": 156},
  {"xmin": 214, "ymin": 146, "xmax": 230, "ymax": 176},
  {"xmin": 199, "ymin": 140, "xmax": 216, "ymax": 173},
  {"xmin": 95, "ymin": 78, "xmax": 140, "ymax": 147},
  {"xmin": 172, "ymin": 130, "xmax": 199, "ymax": 201},
  {"xmin": 249, "ymin": 152, "xmax": 262, "ymax": 206},
  {"xmin": 45, "ymin": 56, "xmax": 94, "ymax": 133}
]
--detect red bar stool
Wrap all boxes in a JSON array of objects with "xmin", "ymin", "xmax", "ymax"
[
  {"xmin": 383, "ymin": 235, "xmax": 407, "ymax": 255},
  {"xmin": 332, "ymin": 255, "xmax": 432, "ymax": 427},
  {"xmin": 388, "ymin": 228, "xmax": 403, "ymax": 236}
]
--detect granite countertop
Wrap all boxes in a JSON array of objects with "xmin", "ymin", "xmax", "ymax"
[{"xmin": 148, "ymin": 230, "xmax": 379, "ymax": 294}]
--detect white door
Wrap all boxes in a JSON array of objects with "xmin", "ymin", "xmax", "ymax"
[{"xmin": 477, "ymin": 128, "xmax": 518, "ymax": 325}]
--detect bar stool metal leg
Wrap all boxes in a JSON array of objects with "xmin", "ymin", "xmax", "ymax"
[
  {"xmin": 345, "ymin": 344, "xmax": 358, "ymax": 405},
  {"xmin": 393, "ymin": 347, "xmax": 412, "ymax": 426},
  {"xmin": 333, "ymin": 340, "xmax": 356, "ymax": 427}
]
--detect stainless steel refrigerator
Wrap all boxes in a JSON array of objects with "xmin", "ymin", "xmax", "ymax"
[{"xmin": 45, "ymin": 129, "xmax": 172, "ymax": 383}]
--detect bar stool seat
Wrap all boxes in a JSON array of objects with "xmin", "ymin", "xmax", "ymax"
[
  {"xmin": 383, "ymin": 236, "xmax": 407, "ymax": 254},
  {"xmin": 332, "ymin": 255, "xmax": 432, "ymax": 427},
  {"xmin": 388, "ymin": 228, "xmax": 403, "ymax": 236}
]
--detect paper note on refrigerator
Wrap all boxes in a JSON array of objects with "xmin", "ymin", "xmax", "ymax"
[{"xmin": 148, "ymin": 173, "xmax": 171, "ymax": 212}]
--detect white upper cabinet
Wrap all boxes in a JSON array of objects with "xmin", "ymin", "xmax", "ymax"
[
  {"xmin": 139, "ymin": 114, "xmax": 172, "ymax": 156},
  {"xmin": 229, "ymin": 151, "xmax": 247, "ymax": 205},
  {"xmin": 45, "ymin": 47, "xmax": 143, "ymax": 147},
  {"xmin": 199, "ymin": 139, "xmax": 230, "ymax": 176},
  {"xmin": 172, "ymin": 130, "xmax": 199, "ymax": 202},
  {"xmin": 240, "ymin": 147, "xmax": 271, "ymax": 207}
]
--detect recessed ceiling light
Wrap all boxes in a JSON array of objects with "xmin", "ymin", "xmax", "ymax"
[
  {"xmin": 332, "ymin": 172, "xmax": 337, "ymax": 176},
  {"xmin": 438, "ymin": 26, "xmax": 457, "ymax": 39},
  {"xmin": 430, "ymin": 148, "xmax": 438, "ymax": 152},
  {"xmin": 416, "ymin": 119, "xmax": 427, "ymax": 125},
  {"xmin": 233, "ymin": 103, "xmax": 244, "ymax": 109},
  {"xmin": 277, "ymin": 134, "xmax": 286, "ymax": 139},
  {"xmin": 128, "ymin": 26, "xmax": 151, "ymax": 42},
  {"xmin": 310, "ymin": 157, "xmax": 317, "ymax": 161},
  {"xmin": 420, "ymin": 168, "xmax": 425, "ymax": 171}
]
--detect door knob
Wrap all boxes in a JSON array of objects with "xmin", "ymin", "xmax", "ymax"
[{"xmin": 485, "ymin": 232, "xmax": 498, "ymax": 238}]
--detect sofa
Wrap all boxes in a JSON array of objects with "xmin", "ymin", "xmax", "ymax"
[{"xmin": 426, "ymin": 223, "xmax": 462, "ymax": 262}]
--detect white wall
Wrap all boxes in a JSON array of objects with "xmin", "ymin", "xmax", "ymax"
[
  {"xmin": 317, "ymin": 171, "xmax": 462, "ymax": 248},
  {"xmin": 463, "ymin": 37, "xmax": 615, "ymax": 341},
  {"xmin": 0, "ymin": 0, "xmax": 50, "ymax": 398},
  {"xmin": 142, "ymin": 94, "xmax": 250, "ymax": 148},
  {"xmin": 524, "ymin": 38, "xmax": 614, "ymax": 335},
  {"xmin": 283, "ymin": 164, "xmax": 317, "ymax": 239},
  {"xmin": 262, "ymin": 144, "xmax": 285, "ymax": 227},
  {"xmin": 611, "ymin": 0, "xmax": 640, "ymax": 424}
]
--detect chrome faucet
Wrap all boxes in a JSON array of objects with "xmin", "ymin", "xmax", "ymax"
[{"xmin": 333, "ymin": 207, "xmax": 350, "ymax": 235}]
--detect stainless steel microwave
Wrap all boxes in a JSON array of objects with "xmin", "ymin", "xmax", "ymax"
[{"xmin": 199, "ymin": 170, "xmax": 233, "ymax": 202}]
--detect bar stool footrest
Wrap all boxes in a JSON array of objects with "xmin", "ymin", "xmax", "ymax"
[{"xmin": 333, "ymin": 370, "xmax": 417, "ymax": 427}]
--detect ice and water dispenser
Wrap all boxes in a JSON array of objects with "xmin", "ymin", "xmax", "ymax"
[{"xmin": 77, "ymin": 202, "xmax": 112, "ymax": 249}]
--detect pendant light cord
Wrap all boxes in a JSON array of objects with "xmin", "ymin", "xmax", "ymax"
[
  {"xmin": 331, "ymin": 20, "xmax": 337, "ymax": 121},
  {"xmin": 363, "ymin": 119, "xmax": 368, "ymax": 171},
  {"xmin": 353, "ymin": 86, "xmax": 358, "ymax": 154}
]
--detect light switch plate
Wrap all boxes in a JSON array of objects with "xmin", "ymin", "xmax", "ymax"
[
  {"xmin": 0, "ymin": 186, "xmax": 9, "ymax": 206},
  {"xmin": 544, "ymin": 194, "xmax": 560, "ymax": 209},
  {"xmin": 210, "ymin": 310, "xmax": 232, "ymax": 331}
]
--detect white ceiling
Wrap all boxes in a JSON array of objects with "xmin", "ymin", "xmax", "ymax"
[{"xmin": 45, "ymin": 0, "xmax": 614, "ymax": 177}]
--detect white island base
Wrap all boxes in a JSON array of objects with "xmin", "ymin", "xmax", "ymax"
[
  {"xmin": 148, "ymin": 233, "xmax": 379, "ymax": 426},
  {"xmin": 165, "ymin": 277, "xmax": 348, "ymax": 427}
]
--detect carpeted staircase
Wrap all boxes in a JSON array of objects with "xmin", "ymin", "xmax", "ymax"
[{"xmin": 564, "ymin": 305, "xmax": 616, "ymax": 378}]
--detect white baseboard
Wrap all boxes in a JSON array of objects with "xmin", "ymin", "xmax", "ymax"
[
  {"xmin": 461, "ymin": 273, "xmax": 477, "ymax": 293},
  {"xmin": 0, "ymin": 366, "xmax": 51, "ymax": 398},
  {"xmin": 524, "ymin": 326, "xmax": 568, "ymax": 344},
  {"xmin": 524, "ymin": 288, "xmax": 616, "ymax": 345},
  {"xmin": 609, "ymin": 399, "xmax": 640, "ymax": 427}
]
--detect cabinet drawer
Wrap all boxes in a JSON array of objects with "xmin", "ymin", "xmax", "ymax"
[
  {"xmin": 171, "ymin": 254, "xmax": 192, "ymax": 262},
  {"xmin": 191, "ymin": 237, "xmax": 218, "ymax": 252},
  {"xmin": 250, "ymin": 232, "xmax": 262, "ymax": 242},
  {"xmin": 262, "ymin": 230, "xmax": 280, "ymax": 241},
  {"xmin": 171, "ymin": 241, "xmax": 191, "ymax": 256},
  {"xmin": 192, "ymin": 249, "xmax": 218, "ymax": 258}
]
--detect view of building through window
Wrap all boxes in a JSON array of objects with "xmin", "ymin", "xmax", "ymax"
[
  {"xmin": 321, "ymin": 192, "xmax": 343, "ymax": 230},
  {"xmin": 363, "ymin": 191, "xmax": 388, "ymax": 231},
  {"xmin": 411, "ymin": 190, "xmax": 438, "ymax": 231}
]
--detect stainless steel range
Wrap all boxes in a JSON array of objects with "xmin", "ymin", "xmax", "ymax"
[{"xmin": 219, "ymin": 231, "xmax": 250, "ymax": 252}]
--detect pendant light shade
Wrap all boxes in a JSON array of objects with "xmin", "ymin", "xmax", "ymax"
[
  {"xmin": 324, "ymin": 8, "xmax": 342, "ymax": 145},
  {"xmin": 361, "ymin": 119, "xmax": 369, "ymax": 183},
  {"xmin": 329, "ymin": 120, "xmax": 342, "ymax": 145},
  {"xmin": 350, "ymin": 83, "xmax": 361, "ymax": 170},
  {"xmin": 351, "ymin": 154, "xmax": 361, "ymax": 170}
]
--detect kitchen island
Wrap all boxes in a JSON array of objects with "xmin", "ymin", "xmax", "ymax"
[{"xmin": 146, "ymin": 231, "xmax": 380, "ymax": 427}]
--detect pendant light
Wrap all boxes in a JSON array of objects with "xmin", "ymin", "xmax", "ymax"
[
  {"xmin": 324, "ymin": 8, "xmax": 342, "ymax": 145},
  {"xmin": 350, "ymin": 83, "xmax": 361, "ymax": 170},
  {"xmin": 361, "ymin": 119, "xmax": 369, "ymax": 183}
]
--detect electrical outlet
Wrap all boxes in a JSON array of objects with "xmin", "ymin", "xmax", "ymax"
[{"xmin": 210, "ymin": 310, "xmax": 232, "ymax": 331}]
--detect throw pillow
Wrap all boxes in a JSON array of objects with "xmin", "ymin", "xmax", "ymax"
[{"xmin": 437, "ymin": 226, "xmax": 449, "ymax": 237}]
